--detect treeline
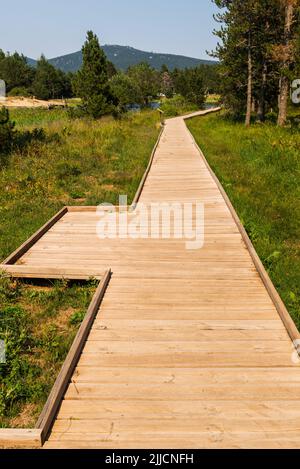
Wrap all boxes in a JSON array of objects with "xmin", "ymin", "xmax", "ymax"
[
  {"xmin": 0, "ymin": 31, "xmax": 220, "ymax": 114},
  {"xmin": 73, "ymin": 31, "xmax": 220, "ymax": 117},
  {"xmin": 110, "ymin": 63, "xmax": 219, "ymax": 109},
  {"xmin": 0, "ymin": 51, "xmax": 73, "ymax": 99},
  {"xmin": 212, "ymin": 0, "xmax": 300, "ymax": 126}
]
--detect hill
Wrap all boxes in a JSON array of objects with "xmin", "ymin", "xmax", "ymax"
[{"xmin": 27, "ymin": 45, "xmax": 216, "ymax": 72}]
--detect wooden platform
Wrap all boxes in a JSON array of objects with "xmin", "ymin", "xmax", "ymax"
[{"xmin": 7, "ymin": 109, "xmax": 300, "ymax": 449}]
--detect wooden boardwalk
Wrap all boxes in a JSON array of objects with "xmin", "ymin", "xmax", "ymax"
[{"xmin": 15, "ymin": 110, "xmax": 300, "ymax": 448}]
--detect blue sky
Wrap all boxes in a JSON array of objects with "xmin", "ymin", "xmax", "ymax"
[{"xmin": 0, "ymin": 0, "xmax": 219, "ymax": 59}]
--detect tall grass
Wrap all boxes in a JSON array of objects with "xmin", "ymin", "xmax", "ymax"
[
  {"xmin": 187, "ymin": 113, "xmax": 300, "ymax": 328},
  {"xmin": 9, "ymin": 108, "xmax": 68, "ymax": 129}
]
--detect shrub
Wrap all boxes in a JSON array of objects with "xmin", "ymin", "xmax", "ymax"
[
  {"xmin": 0, "ymin": 107, "xmax": 15, "ymax": 154},
  {"xmin": 161, "ymin": 95, "xmax": 198, "ymax": 117},
  {"xmin": 8, "ymin": 87, "xmax": 30, "ymax": 97},
  {"xmin": 0, "ymin": 107, "xmax": 49, "ymax": 158}
]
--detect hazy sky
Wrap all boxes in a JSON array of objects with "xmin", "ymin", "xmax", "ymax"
[{"xmin": 0, "ymin": 0, "xmax": 220, "ymax": 59}]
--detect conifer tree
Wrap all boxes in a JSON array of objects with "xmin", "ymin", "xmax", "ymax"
[
  {"xmin": 0, "ymin": 51, "xmax": 34, "ymax": 93},
  {"xmin": 74, "ymin": 31, "xmax": 116, "ymax": 117},
  {"xmin": 212, "ymin": 0, "xmax": 299, "ymax": 125},
  {"xmin": 276, "ymin": 0, "xmax": 300, "ymax": 126}
]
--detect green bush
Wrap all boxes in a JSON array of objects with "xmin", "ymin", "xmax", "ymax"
[
  {"xmin": 161, "ymin": 95, "xmax": 198, "ymax": 117},
  {"xmin": 8, "ymin": 87, "xmax": 30, "ymax": 97},
  {"xmin": 0, "ymin": 107, "xmax": 48, "ymax": 158},
  {"xmin": 0, "ymin": 107, "xmax": 15, "ymax": 154}
]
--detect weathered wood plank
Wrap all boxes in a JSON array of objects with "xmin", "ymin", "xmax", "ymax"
[
  {"xmin": 0, "ymin": 429, "xmax": 42, "ymax": 449},
  {"xmin": 36, "ymin": 270, "xmax": 111, "ymax": 444}
]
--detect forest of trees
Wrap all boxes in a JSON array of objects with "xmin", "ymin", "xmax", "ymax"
[
  {"xmin": 0, "ymin": 51, "xmax": 73, "ymax": 99},
  {"xmin": 74, "ymin": 31, "xmax": 220, "ymax": 117},
  {"xmin": 212, "ymin": 0, "xmax": 300, "ymax": 126},
  {"xmin": 0, "ymin": 32, "xmax": 220, "ymax": 117}
]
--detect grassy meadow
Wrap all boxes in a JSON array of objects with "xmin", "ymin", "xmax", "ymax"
[{"xmin": 187, "ymin": 111, "xmax": 300, "ymax": 328}]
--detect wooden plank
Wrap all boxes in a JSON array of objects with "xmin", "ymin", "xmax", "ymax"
[
  {"xmin": 72, "ymin": 367, "xmax": 300, "ymax": 385},
  {"xmin": 0, "ymin": 265, "xmax": 104, "ymax": 280},
  {"xmin": 36, "ymin": 270, "xmax": 111, "ymax": 444},
  {"xmin": 77, "ymin": 351, "xmax": 295, "ymax": 368},
  {"xmin": 43, "ymin": 431, "xmax": 300, "ymax": 449},
  {"xmin": 92, "ymin": 318, "xmax": 285, "ymax": 330},
  {"xmin": 88, "ymin": 326, "xmax": 288, "ymax": 342},
  {"xmin": 56, "ymin": 399, "xmax": 300, "ymax": 420},
  {"xmin": 51, "ymin": 416, "xmax": 300, "ymax": 433},
  {"xmin": 0, "ymin": 429, "xmax": 42, "ymax": 449},
  {"xmin": 64, "ymin": 381, "xmax": 300, "ymax": 401},
  {"xmin": 82, "ymin": 340, "xmax": 291, "ymax": 354}
]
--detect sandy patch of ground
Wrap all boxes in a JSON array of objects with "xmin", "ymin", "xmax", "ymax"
[{"xmin": 0, "ymin": 96, "xmax": 66, "ymax": 108}]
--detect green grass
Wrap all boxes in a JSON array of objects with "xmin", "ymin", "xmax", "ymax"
[
  {"xmin": 0, "ymin": 108, "xmax": 160, "ymax": 261},
  {"xmin": 187, "ymin": 112, "xmax": 300, "ymax": 328},
  {"xmin": 0, "ymin": 275, "xmax": 97, "ymax": 428},
  {"xmin": 9, "ymin": 108, "xmax": 69, "ymax": 129}
]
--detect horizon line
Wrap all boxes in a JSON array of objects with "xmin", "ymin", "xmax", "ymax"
[{"xmin": 10, "ymin": 43, "xmax": 215, "ymax": 62}]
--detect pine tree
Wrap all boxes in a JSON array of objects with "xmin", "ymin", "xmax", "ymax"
[
  {"xmin": 212, "ymin": 1, "xmax": 251, "ymax": 120},
  {"xmin": 74, "ymin": 31, "xmax": 116, "ymax": 118},
  {"xmin": 173, "ymin": 67, "xmax": 206, "ymax": 107},
  {"xmin": 277, "ymin": 0, "xmax": 300, "ymax": 126},
  {"xmin": 0, "ymin": 51, "xmax": 35, "ymax": 93},
  {"xmin": 211, "ymin": 0, "xmax": 296, "ymax": 124},
  {"xmin": 32, "ymin": 55, "xmax": 72, "ymax": 100}
]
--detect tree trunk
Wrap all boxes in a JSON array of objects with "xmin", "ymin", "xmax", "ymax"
[
  {"xmin": 277, "ymin": 1, "xmax": 294, "ymax": 126},
  {"xmin": 245, "ymin": 31, "xmax": 253, "ymax": 127},
  {"xmin": 278, "ymin": 76, "xmax": 290, "ymax": 125},
  {"xmin": 257, "ymin": 62, "xmax": 268, "ymax": 122}
]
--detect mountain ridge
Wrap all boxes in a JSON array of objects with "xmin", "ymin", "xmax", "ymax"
[{"xmin": 27, "ymin": 45, "xmax": 216, "ymax": 72}]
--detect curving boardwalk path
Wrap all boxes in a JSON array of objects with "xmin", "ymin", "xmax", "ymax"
[{"xmin": 19, "ymin": 110, "xmax": 300, "ymax": 449}]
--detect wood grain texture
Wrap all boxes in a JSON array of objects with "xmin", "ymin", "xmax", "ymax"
[{"xmin": 0, "ymin": 429, "xmax": 42, "ymax": 449}]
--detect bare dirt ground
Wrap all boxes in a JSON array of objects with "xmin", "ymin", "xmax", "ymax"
[{"xmin": 0, "ymin": 96, "xmax": 66, "ymax": 108}]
